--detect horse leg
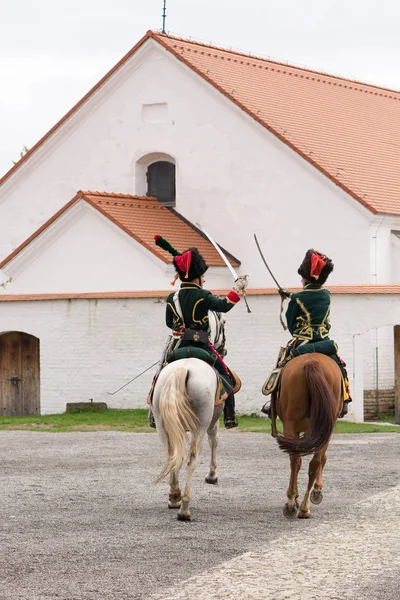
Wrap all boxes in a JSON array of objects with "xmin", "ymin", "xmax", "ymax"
[
  {"xmin": 156, "ymin": 421, "xmax": 181, "ymax": 509},
  {"xmin": 168, "ymin": 470, "xmax": 182, "ymax": 509},
  {"xmin": 177, "ymin": 437, "xmax": 198, "ymax": 522},
  {"xmin": 205, "ymin": 419, "xmax": 219, "ymax": 485},
  {"xmin": 283, "ymin": 452, "xmax": 302, "ymax": 519},
  {"xmin": 310, "ymin": 447, "xmax": 327, "ymax": 506},
  {"xmin": 282, "ymin": 421, "xmax": 301, "ymax": 519},
  {"xmin": 298, "ymin": 447, "xmax": 326, "ymax": 518}
]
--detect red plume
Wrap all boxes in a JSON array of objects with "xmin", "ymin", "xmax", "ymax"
[
  {"xmin": 310, "ymin": 252, "xmax": 326, "ymax": 279},
  {"xmin": 175, "ymin": 250, "xmax": 192, "ymax": 279}
]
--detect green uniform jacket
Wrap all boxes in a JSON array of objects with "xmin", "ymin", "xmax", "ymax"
[
  {"xmin": 286, "ymin": 283, "xmax": 331, "ymax": 342},
  {"xmin": 166, "ymin": 282, "xmax": 240, "ymax": 336},
  {"xmin": 285, "ymin": 284, "xmax": 350, "ymax": 398}
]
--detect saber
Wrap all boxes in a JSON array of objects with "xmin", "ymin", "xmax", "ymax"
[
  {"xmin": 254, "ymin": 233, "xmax": 288, "ymax": 330},
  {"xmin": 196, "ymin": 222, "xmax": 251, "ymax": 313},
  {"xmin": 253, "ymin": 234, "xmax": 285, "ymax": 292}
]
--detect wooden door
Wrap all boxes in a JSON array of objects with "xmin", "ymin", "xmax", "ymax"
[{"xmin": 0, "ymin": 332, "xmax": 40, "ymax": 416}]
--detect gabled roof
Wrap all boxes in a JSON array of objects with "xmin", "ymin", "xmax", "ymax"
[
  {"xmin": 0, "ymin": 191, "xmax": 240, "ymax": 269},
  {"xmin": 2, "ymin": 30, "xmax": 400, "ymax": 214}
]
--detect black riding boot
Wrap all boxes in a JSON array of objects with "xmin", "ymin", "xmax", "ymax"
[
  {"xmin": 148, "ymin": 408, "xmax": 156, "ymax": 429},
  {"xmin": 261, "ymin": 400, "xmax": 272, "ymax": 418},
  {"xmin": 339, "ymin": 399, "xmax": 350, "ymax": 418},
  {"xmin": 224, "ymin": 393, "xmax": 238, "ymax": 429}
]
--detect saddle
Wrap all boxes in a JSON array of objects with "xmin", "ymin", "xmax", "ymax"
[
  {"xmin": 262, "ymin": 346, "xmax": 289, "ymax": 397},
  {"xmin": 262, "ymin": 368, "xmax": 282, "ymax": 397},
  {"xmin": 167, "ymin": 345, "xmax": 216, "ymax": 366},
  {"xmin": 262, "ymin": 340, "xmax": 348, "ymax": 426},
  {"xmin": 146, "ymin": 346, "xmax": 241, "ymax": 407},
  {"xmin": 262, "ymin": 338, "xmax": 340, "ymax": 397}
]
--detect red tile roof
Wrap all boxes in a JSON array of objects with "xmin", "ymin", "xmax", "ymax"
[
  {"xmin": 0, "ymin": 191, "xmax": 240, "ymax": 269},
  {"xmin": 2, "ymin": 31, "xmax": 400, "ymax": 215},
  {"xmin": 155, "ymin": 33, "xmax": 400, "ymax": 216},
  {"xmin": 1, "ymin": 285, "xmax": 400, "ymax": 302}
]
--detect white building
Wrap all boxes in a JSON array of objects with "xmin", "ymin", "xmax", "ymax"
[{"xmin": 1, "ymin": 30, "xmax": 400, "ymax": 419}]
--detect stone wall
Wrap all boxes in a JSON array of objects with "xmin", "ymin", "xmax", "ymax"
[{"xmin": 364, "ymin": 389, "xmax": 395, "ymax": 419}]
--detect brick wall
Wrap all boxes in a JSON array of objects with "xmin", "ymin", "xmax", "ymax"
[{"xmin": 0, "ymin": 293, "xmax": 399, "ymax": 416}]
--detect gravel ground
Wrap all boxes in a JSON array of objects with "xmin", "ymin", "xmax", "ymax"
[{"xmin": 0, "ymin": 430, "xmax": 399, "ymax": 600}]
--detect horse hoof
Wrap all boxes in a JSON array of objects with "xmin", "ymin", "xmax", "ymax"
[
  {"xmin": 283, "ymin": 504, "xmax": 298, "ymax": 520},
  {"xmin": 298, "ymin": 509, "xmax": 311, "ymax": 519},
  {"xmin": 310, "ymin": 490, "xmax": 323, "ymax": 505},
  {"xmin": 205, "ymin": 476, "xmax": 218, "ymax": 485},
  {"xmin": 168, "ymin": 501, "xmax": 181, "ymax": 509},
  {"xmin": 177, "ymin": 512, "xmax": 191, "ymax": 522}
]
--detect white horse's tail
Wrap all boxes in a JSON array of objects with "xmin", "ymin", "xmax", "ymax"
[{"xmin": 156, "ymin": 367, "xmax": 199, "ymax": 482}]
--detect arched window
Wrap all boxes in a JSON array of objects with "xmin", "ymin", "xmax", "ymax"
[{"xmin": 147, "ymin": 161, "xmax": 176, "ymax": 207}]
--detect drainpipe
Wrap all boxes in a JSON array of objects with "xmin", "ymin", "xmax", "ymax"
[{"xmin": 371, "ymin": 217, "xmax": 385, "ymax": 419}]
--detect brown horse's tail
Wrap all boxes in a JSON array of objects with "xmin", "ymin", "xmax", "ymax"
[{"xmin": 277, "ymin": 359, "xmax": 337, "ymax": 456}]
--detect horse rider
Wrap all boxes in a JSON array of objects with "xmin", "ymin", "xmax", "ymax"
[
  {"xmin": 262, "ymin": 249, "xmax": 352, "ymax": 418},
  {"xmin": 148, "ymin": 234, "xmax": 246, "ymax": 428}
]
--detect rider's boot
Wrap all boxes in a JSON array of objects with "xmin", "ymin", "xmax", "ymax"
[
  {"xmin": 339, "ymin": 400, "xmax": 350, "ymax": 418},
  {"xmin": 224, "ymin": 393, "xmax": 238, "ymax": 429},
  {"xmin": 261, "ymin": 400, "xmax": 272, "ymax": 418},
  {"xmin": 147, "ymin": 408, "xmax": 157, "ymax": 429}
]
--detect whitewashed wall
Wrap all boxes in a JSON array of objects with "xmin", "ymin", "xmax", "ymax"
[
  {"xmin": 0, "ymin": 293, "xmax": 399, "ymax": 416},
  {"xmin": 2, "ymin": 39, "xmax": 400, "ymax": 285},
  {"xmin": 391, "ymin": 235, "xmax": 400, "ymax": 283}
]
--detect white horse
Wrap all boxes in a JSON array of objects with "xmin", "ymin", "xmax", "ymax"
[{"xmin": 152, "ymin": 311, "xmax": 227, "ymax": 521}]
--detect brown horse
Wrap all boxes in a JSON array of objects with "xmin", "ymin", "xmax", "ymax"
[{"xmin": 273, "ymin": 353, "xmax": 343, "ymax": 519}]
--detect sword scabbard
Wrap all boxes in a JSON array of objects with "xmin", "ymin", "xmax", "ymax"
[{"xmin": 243, "ymin": 293, "xmax": 252, "ymax": 313}]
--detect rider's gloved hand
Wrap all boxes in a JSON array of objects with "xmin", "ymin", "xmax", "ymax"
[
  {"xmin": 233, "ymin": 275, "xmax": 249, "ymax": 293},
  {"xmin": 279, "ymin": 289, "xmax": 291, "ymax": 300}
]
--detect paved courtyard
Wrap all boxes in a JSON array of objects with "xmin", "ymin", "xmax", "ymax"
[{"xmin": 1, "ymin": 431, "xmax": 399, "ymax": 599}]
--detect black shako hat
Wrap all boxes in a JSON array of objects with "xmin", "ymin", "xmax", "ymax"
[
  {"xmin": 298, "ymin": 249, "xmax": 334, "ymax": 285},
  {"xmin": 154, "ymin": 235, "xmax": 209, "ymax": 284}
]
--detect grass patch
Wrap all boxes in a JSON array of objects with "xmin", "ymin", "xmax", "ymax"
[
  {"xmin": 333, "ymin": 420, "xmax": 400, "ymax": 433},
  {"xmin": 374, "ymin": 412, "xmax": 396, "ymax": 424},
  {"xmin": 0, "ymin": 409, "xmax": 153, "ymax": 432},
  {"xmin": 0, "ymin": 410, "xmax": 399, "ymax": 433}
]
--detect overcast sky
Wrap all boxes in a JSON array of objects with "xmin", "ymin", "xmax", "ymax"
[{"xmin": 1, "ymin": 0, "xmax": 399, "ymax": 177}]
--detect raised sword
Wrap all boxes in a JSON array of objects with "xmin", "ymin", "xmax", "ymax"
[
  {"xmin": 196, "ymin": 222, "xmax": 251, "ymax": 313},
  {"xmin": 253, "ymin": 233, "xmax": 289, "ymax": 330}
]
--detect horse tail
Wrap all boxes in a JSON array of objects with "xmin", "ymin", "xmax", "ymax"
[
  {"xmin": 278, "ymin": 359, "xmax": 337, "ymax": 456},
  {"xmin": 156, "ymin": 367, "xmax": 198, "ymax": 482}
]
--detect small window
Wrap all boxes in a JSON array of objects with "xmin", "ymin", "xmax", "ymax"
[{"xmin": 147, "ymin": 161, "xmax": 176, "ymax": 206}]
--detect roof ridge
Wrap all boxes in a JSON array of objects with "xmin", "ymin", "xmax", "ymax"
[
  {"xmin": 82, "ymin": 190, "xmax": 158, "ymax": 201},
  {"xmin": 153, "ymin": 30, "xmax": 400, "ymax": 100}
]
